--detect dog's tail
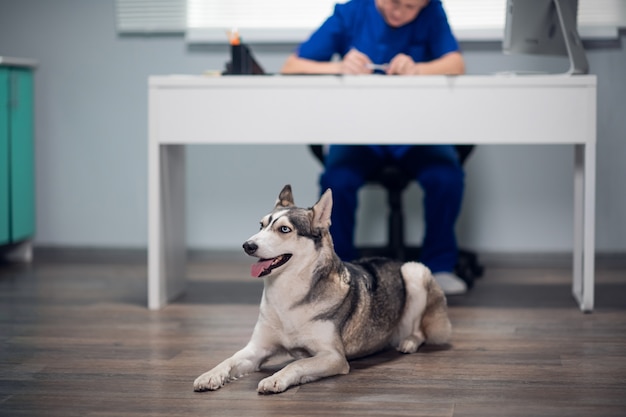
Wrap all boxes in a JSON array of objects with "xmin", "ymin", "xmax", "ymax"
[{"xmin": 401, "ymin": 262, "xmax": 452, "ymax": 345}]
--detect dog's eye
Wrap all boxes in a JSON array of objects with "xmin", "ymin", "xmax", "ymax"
[
  {"xmin": 259, "ymin": 222, "xmax": 264, "ymax": 230},
  {"xmin": 279, "ymin": 226, "xmax": 291, "ymax": 234}
]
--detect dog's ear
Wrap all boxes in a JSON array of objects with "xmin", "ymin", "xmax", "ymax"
[
  {"xmin": 275, "ymin": 184, "xmax": 295, "ymax": 208},
  {"xmin": 312, "ymin": 188, "xmax": 332, "ymax": 229}
]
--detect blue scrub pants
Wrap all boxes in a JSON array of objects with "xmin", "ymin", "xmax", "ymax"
[{"xmin": 320, "ymin": 145, "xmax": 464, "ymax": 274}]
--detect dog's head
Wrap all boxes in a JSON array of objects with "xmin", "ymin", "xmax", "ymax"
[{"xmin": 243, "ymin": 184, "xmax": 333, "ymax": 278}]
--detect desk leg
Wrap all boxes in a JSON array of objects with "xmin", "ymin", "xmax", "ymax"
[
  {"xmin": 148, "ymin": 144, "xmax": 187, "ymax": 310},
  {"xmin": 573, "ymin": 143, "xmax": 595, "ymax": 313}
]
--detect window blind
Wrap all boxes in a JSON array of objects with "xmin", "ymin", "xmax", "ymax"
[
  {"xmin": 185, "ymin": 0, "xmax": 347, "ymax": 42},
  {"xmin": 116, "ymin": 0, "xmax": 626, "ymax": 41},
  {"xmin": 116, "ymin": 0, "xmax": 186, "ymax": 33},
  {"xmin": 445, "ymin": 0, "xmax": 626, "ymax": 39}
]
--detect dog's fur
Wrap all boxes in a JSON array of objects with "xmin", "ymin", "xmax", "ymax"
[{"xmin": 194, "ymin": 185, "xmax": 451, "ymax": 394}]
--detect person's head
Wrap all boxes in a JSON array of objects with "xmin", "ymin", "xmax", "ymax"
[{"xmin": 376, "ymin": 0, "xmax": 430, "ymax": 28}]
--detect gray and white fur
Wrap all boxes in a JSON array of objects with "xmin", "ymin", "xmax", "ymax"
[{"xmin": 194, "ymin": 184, "xmax": 451, "ymax": 394}]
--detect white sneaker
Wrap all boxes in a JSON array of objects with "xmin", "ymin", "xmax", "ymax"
[{"xmin": 433, "ymin": 272, "xmax": 468, "ymax": 295}]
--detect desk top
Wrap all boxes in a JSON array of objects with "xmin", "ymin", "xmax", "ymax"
[
  {"xmin": 149, "ymin": 74, "xmax": 596, "ymax": 146},
  {"xmin": 149, "ymin": 74, "xmax": 597, "ymax": 89}
]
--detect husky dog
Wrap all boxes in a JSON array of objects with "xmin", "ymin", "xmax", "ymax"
[{"xmin": 194, "ymin": 184, "xmax": 451, "ymax": 394}]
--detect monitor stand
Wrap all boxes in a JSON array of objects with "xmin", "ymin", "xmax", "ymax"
[{"xmin": 554, "ymin": 0, "xmax": 589, "ymax": 74}]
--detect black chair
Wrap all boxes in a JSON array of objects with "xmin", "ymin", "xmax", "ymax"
[{"xmin": 309, "ymin": 144, "xmax": 484, "ymax": 288}]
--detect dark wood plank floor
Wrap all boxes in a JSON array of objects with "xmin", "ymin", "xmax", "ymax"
[{"xmin": 1, "ymin": 253, "xmax": 625, "ymax": 417}]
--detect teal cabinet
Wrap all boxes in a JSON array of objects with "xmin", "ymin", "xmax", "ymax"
[
  {"xmin": 0, "ymin": 69, "xmax": 8, "ymax": 244},
  {"xmin": 0, "ymin": 59, "xmax": 35, "ymax": 249}
]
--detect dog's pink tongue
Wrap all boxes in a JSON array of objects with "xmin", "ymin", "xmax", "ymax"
[{"xmin": 251, "ymin": 259, "xmax": 274, "ymax": 278}]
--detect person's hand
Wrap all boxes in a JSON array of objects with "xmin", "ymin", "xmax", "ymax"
[
  {"xmin": 387, "ymin": 53, "xmax": 422, "ymax": 75},
  {"xmin": 340, "ymin": 49, "xmax": 374, "ymax": 74}
]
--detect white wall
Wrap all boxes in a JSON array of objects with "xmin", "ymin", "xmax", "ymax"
[{"xmin": 1, "ymin": 0, "xmax": 624, "ymax": 254}]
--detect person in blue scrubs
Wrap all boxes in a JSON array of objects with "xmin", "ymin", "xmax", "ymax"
[{"xmin": 281, "ymin": 0, "xmax": 468, "ymax": 294}]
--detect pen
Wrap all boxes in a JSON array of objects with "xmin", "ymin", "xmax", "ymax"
[{"xmin": 365, "ymin": 63, "xmax": 390, "ymax": 71}]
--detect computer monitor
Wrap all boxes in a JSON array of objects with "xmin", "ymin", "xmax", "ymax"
[{"xmin": 503, "ymin": 0, "xmax": 588, "ymax": 74}]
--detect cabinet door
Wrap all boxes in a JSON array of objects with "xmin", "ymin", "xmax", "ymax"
[
  {"xmin": 0, "ymin": 68, "xmax": 9, "ymax": 245},
  {"xmin": 10, "ymin": 68, "xmax": 35, "ymax": 242}
]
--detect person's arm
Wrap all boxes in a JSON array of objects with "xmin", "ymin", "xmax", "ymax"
[
  {"xmin": 387, "ymin": 51, "xmax": 465, "ymax": 75},
  {"xmin": 281, "ymin": 49, "xmax": 374, "ymax": 75},
  {"xmin": 281, "ymin": 54, "xmax": 342, "ymax": 74},
  {"xmin": 414, "ymin": 51, "xmax": 465, "ymax": 75}
]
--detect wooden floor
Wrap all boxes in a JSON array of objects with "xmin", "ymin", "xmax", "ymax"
[{"xmin": 1, "ymin": 253, "xmax": 625, "ymax": 417}]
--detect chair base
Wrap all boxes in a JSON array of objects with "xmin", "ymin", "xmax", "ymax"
[{"xmin": 357, "ymin": 246, "xmax": 484, "ymax": 289}]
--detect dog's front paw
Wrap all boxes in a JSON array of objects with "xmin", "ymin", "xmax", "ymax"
[
  {"xmin": 194, "ymin": 370, "xmax": 229, "ymax": 392},
  {"xmin": 397, "ymin": 335, "xmax": 424, "ymax": 354},
  {"xmin": 257, "ymin": 375, "xmax": 289, "ymax": 394}
]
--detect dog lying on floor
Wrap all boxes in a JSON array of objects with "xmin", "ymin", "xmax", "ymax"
[{"xmin": 194, "ymin": 184, "xmax": 451, "ymax": 394}]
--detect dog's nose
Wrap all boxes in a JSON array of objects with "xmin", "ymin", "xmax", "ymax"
[{"xmin": 243, "ymin": 241, "xmax": 258, "ymax": 255}]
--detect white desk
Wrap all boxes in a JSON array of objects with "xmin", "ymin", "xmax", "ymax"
[{"xmin": 148, "ymin": 75, "xmax": 597, "ymax": 312}]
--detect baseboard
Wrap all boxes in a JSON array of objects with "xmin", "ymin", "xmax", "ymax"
[
  {"xmin": 32, "ymin": 246, "xmax": 247, "ymax": 264},
  {"xmin": 478, "ymin": 251, "xmax": 626, "ymax": 269},
  {"xmin": 30, "ymin": 246, "xmax": 626, "ymax": 269},
  {"xmin": 33, "ymin": 246, "xmax": 147, "ymax": 264}
]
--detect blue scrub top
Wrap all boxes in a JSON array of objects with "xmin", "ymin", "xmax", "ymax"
[
  {"xmin": 297, "ymin": 0, "xmax": 460, "ymax": 159},
  {"xmin": 297, "ymin": 0, "xmax": 459, "ymax": 66}
]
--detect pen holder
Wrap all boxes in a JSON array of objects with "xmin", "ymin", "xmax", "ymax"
[
  {"xmin": 223, "ymin": 44, "xmax": 265, "ymax": 75},
  {"xmin": 230, "ymin": 44, "xmax": 249, "ymax": 74}
]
